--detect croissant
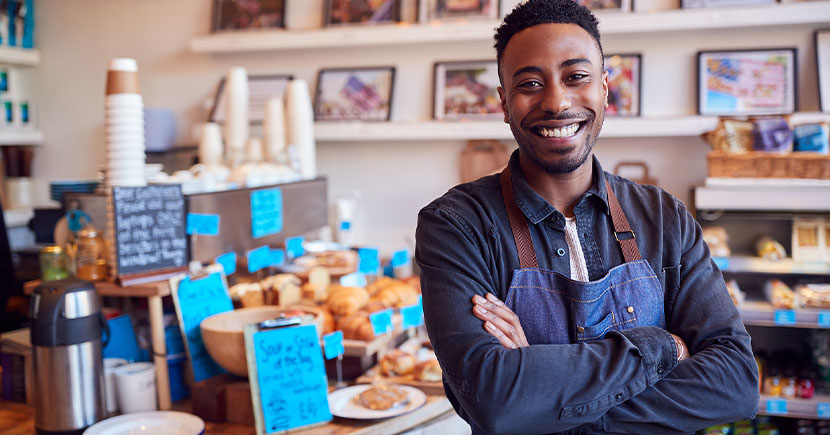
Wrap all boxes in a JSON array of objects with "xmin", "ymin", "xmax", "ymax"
[{"xmin": 327, "ymin": 285, "xmax": 369, "ymax": 317}]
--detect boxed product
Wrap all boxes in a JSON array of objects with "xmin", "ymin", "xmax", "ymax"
[{"xmin": 793, "ymin": 123, "xmax": 830, "ymax": 154}]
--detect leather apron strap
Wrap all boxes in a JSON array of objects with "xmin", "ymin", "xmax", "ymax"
[{"xmin": 500, "ymin": 167, "xmax": 643, "ymax": 267}]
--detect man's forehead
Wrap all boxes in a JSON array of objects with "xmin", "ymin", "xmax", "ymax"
[{"xmin": 501, "ymin": 22, "xmax": 600, "ymax": 65}]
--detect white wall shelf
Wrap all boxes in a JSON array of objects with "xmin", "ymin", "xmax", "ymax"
[
  {"xmin": 715, "ymin": 256, "xmax": 830, "ymax": 275},
  {"xmin": 695, "ymin": 182, "xmax": 830, "ymax": 212},
  {"xmin": 190, "ymin": 2, "xmax": 830, "ymax": 53},
  {"xmin": 739, "ymin": 300, "xmax": 830, "ymax": 329},
  {"xmin": 4, "ymin": 207, "xmax": 32, "ymax": 228},
  {"xmin": 0, "ymin": 46, "xmax": 40, "ymax": 66},
  {"xmin": 758, "ymin": 394, "xmax": 830, "ymax": 420},
  {"xmin": 315, "ymin": 116, "xmax": 718, "ymax": 142},
  {"xmin": 0, "ymin": 129, "xmax": 43, "ymax": 146}
]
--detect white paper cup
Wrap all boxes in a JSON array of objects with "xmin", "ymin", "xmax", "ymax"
[
  {"xmin": 105, "ymin": 94, "xmax": 143, "ymax": 105},
  {"xmin": 113, "ymin": 362, "xmax": 156, "ymax": 414},
  {"xmin": 5, "ymin": 177, "xmax": 32, "ymax": 209},
  {"xmin": 103, "ymin": 358, "xmax": 128, "ymax": 414},
  {"xmin": 106, "ymin": 125, "xmax": 144, "ymax": 135},
  {"xmin": 106, "ymin": 135, "xmax": 145, "ymax": 144}
]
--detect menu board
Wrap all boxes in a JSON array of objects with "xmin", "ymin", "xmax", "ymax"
[
  {"xmin": 112, "ymin": 185, "xmax": 187, "ymax": 276},
  {"xmin": 245, "ymin": 324, "xmax": 331, "ymax": 434}
]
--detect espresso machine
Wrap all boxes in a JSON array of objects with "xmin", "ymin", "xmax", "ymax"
[{"xmin": 30, "ymin": 279, "xmax": 106, "ymax": 434}]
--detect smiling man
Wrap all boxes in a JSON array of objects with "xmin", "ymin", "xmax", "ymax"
[{"xmin": 415, "ymin": 0, "xmax": 760, "ymax": 433}]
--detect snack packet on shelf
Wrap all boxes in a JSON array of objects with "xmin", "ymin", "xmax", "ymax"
[
  {"xmin": 765, "ymin": 279, "xmax": 796, "ymax": 309},
  {"xmin": 756, "ymin": 237, "xmax": 787, "ymax": 261},
  {"xmin": 795, "ymin": 284, "xmax": 830, "ymax": 309},
  {"xmin": 725, "ymin": 279, "xmax": 745, "ymax": 306},
  {"xmin": 702, "ymin": 226, "xmax": 731, "ymax": 258}
]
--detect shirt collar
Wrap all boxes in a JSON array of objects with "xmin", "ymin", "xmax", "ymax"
[{"xmin": 507, "ymin": 150, "xmax": 611, "ymax": 226}]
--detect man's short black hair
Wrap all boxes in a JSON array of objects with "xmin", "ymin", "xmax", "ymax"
[{"xmin": 494, "ymin": 0, "xmax": 603, "ymax": 82}]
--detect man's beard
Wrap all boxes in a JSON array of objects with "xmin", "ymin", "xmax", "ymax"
[{"xmin": 513, "ymin": 112, "xmax": 601, "ymax": 174}]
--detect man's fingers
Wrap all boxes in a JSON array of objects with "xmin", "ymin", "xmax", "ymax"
[
  {"xmin": 473, "ymin": 303, "xmax": 520, "ymax": 347},
  {"xmin": 485, "ymin": 321, "xmax": 518, "ymax": 349}
]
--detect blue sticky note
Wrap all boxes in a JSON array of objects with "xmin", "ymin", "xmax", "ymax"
[
  {"xmin": 323, "ymin": 331, "xmax": 344, "ymax": 360},
  {"xmin": 774, "ymin": 310, "xmax": 796, "ymax": 326},
  {"xmin": 247, "ymin": 245, "xmax": 271, "ymax": 273},
  {"xmin": 340, "ymin": 221, "xmax": 351, "ymax": 230},
  {"xmin": 286, "ymin": 237, "xmax": 304, "ymax": 258},
  {"xmin": 819, "ymin": 311, "xmax": 830, "ymax": 328},
  {"xmin": 358, "ymin": 248, "xmax": 380, "ymax": 275},
  {"xmin": 215, "ymin": 252, "xmax": 237, "ymax": 276},
  {"xmin": 269, "ymin": 249, "xmax": 286, "ymax": 267},
  {"xmin": 370, "ymin": 309, "xmax": 394, "ymax": 336},
  {"xmin": 250, "ymin": 188, "xmax": 283, "ymax": 238},
  {"xmin": 818, "ymin": 403, "xmax": 830, "ymax": 418},
  {"xmin": 766, "ymin": 399, "xmax": 787, "ymax": 415},
  {"xmin": 186, "ymin": 213, "xmax": 220, "ymax": 236},
  {"xmin": 102, "ymin": 314, "xmax": 141, "ymax": 362},
  {"xmin": 391, "ymin": 250, "xmax": 409, "ymax": 267},
  {"xmin": 175, "ymin": 272, "xmax": 233, "ymax": 382},
  {"xmin": 340, "ymin": 272, "xmax": 367, "ymax": 288},
  {"xmin": 712, "ymin": 257, "xmax": 729, "ymax": 271},
  {"xmin": 252, "ymin": 325, "xmax": 332, "ymax": 432},
  {"xmin": 401, "ymin": 303, "xmax": 424, "ymax": 329}
]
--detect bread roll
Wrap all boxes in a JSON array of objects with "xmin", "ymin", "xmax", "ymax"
[
  {"xmin": 327, "ymin": 285, "xmax": 369, "ymax": 317},
  {"xmin": 230, "ymin": 283, "xmax": 264, "ymax": 308},
  {"xmin": 260, "ymin": 274, "xmax": 301, "ymax": 306},
  {"xmin": 337, "ymin": 313, "xmax": 375, "ymax": 341},
  {"xmin": 414, "ymin": 359, "xmax": 442, "ymax": 382},
  {"xmin": 380, "ymin": 350, "xmax": 416, "ymax": 376}
]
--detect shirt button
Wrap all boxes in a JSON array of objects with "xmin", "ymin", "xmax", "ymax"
[
  {"xmin": 615, "ymin": 393, "xmax": 623, "ymax": 401},
  {"xmin": 557, "ymin": 248, "xmax": 566, "ymax": 256},
  {"xmin": 627, "ymin": 306, "xmax": 634, "ymax": 314},
  {"xmin": 577, "ymin": 326, "xmax": 585, "ymax": 333},
  {"xmin": 657, "ymin": 364, "xmax": 664, "ymax": 374}
]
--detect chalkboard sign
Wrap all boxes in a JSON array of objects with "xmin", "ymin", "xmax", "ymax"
[
  {"xmin": 245, "ymin": 324, "xmax": 331, "ymax": 434},
  {"xmin": 170, "ymin": 265, "xmax": 234, "ymax": 383},
  {"xmin": 112, "ymin": 185, "xmax": 187, "ymax": 276}
]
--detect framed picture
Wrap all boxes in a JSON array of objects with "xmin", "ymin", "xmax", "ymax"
[
  {"xmin": 211, "ymin": 0, "xmax": 286, "ymax": 32},
  {"xmin": 324, "ymin": 0, "xmax": 401, "ymax": 26},
  {"xmin": 817, "ymin": 29, "xmax": 830, "ymax": 113},
  {"xmin": 697, "ymin": 48, "xmax": 797, "ymax": 116},
  {"xmin": 575, "ymin": 0, "xmax": 631, "ymax": 12},
  {"xmin": 434, "ymin": 61, "xmax": 502, "ymax": 120},
  {"xmin": 209, "ymin": 74, "xmax": 293, "ymax": 124},
  {"xmin": 681, "ymin": 0, "xmax": 775, "ymax": 9},
  {"xmin": 604, "ymin": 54, "xmax": 641, "ymax": 116},
  {"xmin": 425, "ymin": 0, "xmax": 499, "ymax": 21},
  {"xmin": 314, "ymin": 67, "xmax": 395, "ymax": 121}
]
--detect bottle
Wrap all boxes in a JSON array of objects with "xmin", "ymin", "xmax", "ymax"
[
  {"xmin": 782, "ymin": 368, "xmax": 797, "ymax": 398},
  {"xmin": 798, "ymin": 367, "xmax": 815, "ymax": 399},
  {"xmin": 764, "ymin": 366, "xmax": 782, "ymax": 397},
  {"xmin": 39, "ymin": 245, "xmax": 70, "ymax": 282},
  {"xmin": 75, "ymin": 227, "xmax": 108, "ymax": 281}
]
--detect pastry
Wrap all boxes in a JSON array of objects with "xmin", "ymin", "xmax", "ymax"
[
  {"xmin": 260, "ymin": 274, "xmax": 301, "ymax": 306},
  {"xmin": 327, "ymin": 285, "xmax": 369, "ymax": 317},
  {"xmin": 357, "ymin": 384, "xmax": 409, "ymax": 410},
  {"xmin": 320, "ymin": 308, "xmax": 336, "ymax": 335},
  {"xmin": 414, "ymin": 359, "xmax": 442, "ymax": 382},
  {"xmin": 337, "ymin": 313, "xmax": 375, "ymax": 341},
  {"xmin": 380, "ymin": 350, "xmax": 416, "ymax": 376},
  {"xmin": 368, "ymin": 279, "xmax": 419, "ymax": 308},
  {"xmin": 229, "ymin": 283, "xmax": 264, "ymax": 308}
]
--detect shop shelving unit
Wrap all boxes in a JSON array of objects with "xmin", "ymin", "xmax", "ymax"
[
  {"xmin": 0, "ymin": 128, "xmax": 44, "ymax": 146},
  {"xmin": 758, "ymin": 393, "xmax": 830, "ymax": 419},
  {"xmin": 0, "ymin": 46, "xmax": 40, "ymax": 66}
]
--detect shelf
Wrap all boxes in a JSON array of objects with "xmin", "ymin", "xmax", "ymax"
[
  {"xmin": 314, "ymin": 116, "xmax": 718, "ymax": 142},
  {"xmin": 758, "ymin": 394, "xmax": 830, "ymax": 420},
  {"xmin": 695, "ymin": 182, "xmax": 830, "ymax": 212},
  {"xmin": 3, "ymin": 207, "xmax": 32, "ymax": 228},
  {"xmin": 23, "ymin": 279, "xmax": 171, "ymax": 298},
  {"xmin": 0, "ymin": 46, "xmax": 40, "ymax": 66},
  {"xmin": 190, "ymin": 2, "xmax": 830, "ymax": 53},
  {"xmin": 714, "ymin": 256, "xmax": 830, "ymax": 275},
  {"xmin": 0, "ymin": 128, "xmax": 44, "ymax": 146},
  {"xmin": 739, "ymin": 300, "xmax": 830, "ymax": 329}
]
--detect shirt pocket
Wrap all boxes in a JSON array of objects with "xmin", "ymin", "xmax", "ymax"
[{"xmin": 576, "ymin": 311, "xmax": 615, "ymax": 341}]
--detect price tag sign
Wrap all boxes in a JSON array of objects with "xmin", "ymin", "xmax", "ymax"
[
  {"xmin": 215, "ymin": 251, "xmax": 237, "ymax": 276},
  {"xmin": 186, "ymin": 213, "xmax": 220, "ymax": 236},
  {"xmin": 340, "ymin": 272, "xmax": 367, "ymax": 288},
  {"xmin": 712, "ymin": 257, "xmax": 729, "ymax": 271},
  {"xmin": 339, "ymin": 221, "xmax": 351, "ymax": 230},
  {"xmin": 250, "ymin": 188, "xmax": 283, "ymax": 239},
  {"xmin": 818, "ymin": 403, "xmax": 830, "ymax": 418},
  {"xmin": 774, "ymin": 310, "xmax": 796, "ymax": 326},
  {"xmin": 401, "ymin": 302, "xmax": 423, "ymax": 329},
  {"xmin": 391, "ymin": 250, "xmax": 409, "ymax": 267},
  {"xmin": 765, "ymin": 399, "xmax": 788, "ymax": 415},
  {"xmin": 268, "ymin": 249, "xmax": 286, "ymax": 267},
  {"xmin": 286, "ymin": 236, "xmax": 304, "ymax": 259},
  {"xmin": 323, "ymin": 331, "xmax": 344, "ymax": 360},
  {"xmin": 358, "ymin": 248, "xmax": 380, "ymax": 275},
  {"xmin": 370, "ymin": 309, "xmax": 393, "ymax": 336},
  {"xmin": 247, "ymin": 245, "xmax": 271, "ymax": 273},
  {"xmin": 818, "ymin": 311, "xmax": 830, "ymax": 328}
]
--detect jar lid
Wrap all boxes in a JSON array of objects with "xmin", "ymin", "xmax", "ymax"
[
  {"xmin": 79, "ymin": 227, "xmax": 98, "ymax": 238},
  {"xmin": 40, "ymin": 245, "xmax": 63, "ymax": 254}
]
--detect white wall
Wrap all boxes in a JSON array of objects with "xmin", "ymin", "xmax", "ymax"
[{"xmin": 33, "ymin": 0, "xmax": 827, "ymax": 253}]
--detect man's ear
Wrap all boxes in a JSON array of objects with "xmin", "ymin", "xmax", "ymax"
[
  {"xmin": 498, "ymin": 86, "xmax": 508, "ymax": 123},
  {"xmin": 602, "ymin": 69, "xmax": 609, "ymax": 108}
]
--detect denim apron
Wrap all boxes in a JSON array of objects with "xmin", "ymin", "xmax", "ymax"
[{"xmin": 500, "ymin": 168, "xmax": 665, "ymax": 346}]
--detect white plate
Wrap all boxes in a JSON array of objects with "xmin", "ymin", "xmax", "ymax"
[
  {"xmin": 327, "ymin": 384, "xmax": 427, "ymax": 420},
  {"xmin": 84, "ymin": 411, "xmax": 204, "ymax": 435}
]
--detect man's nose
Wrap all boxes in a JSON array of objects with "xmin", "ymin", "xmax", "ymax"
[{"xmin": 540, "ymin": 82, "xmax": 571, "ymax": 114}]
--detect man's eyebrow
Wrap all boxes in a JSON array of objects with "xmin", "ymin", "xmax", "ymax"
[
  {"xmin": 511, "ymin": 58, "xmax": 593, "ymax": 79},
  {"xmin": 561, "ymin": 58, "xmax": 592, "ymax": 67},
  {"xmin": 511, "ymin": 66, "xmax": 543, "ymax": 79}
]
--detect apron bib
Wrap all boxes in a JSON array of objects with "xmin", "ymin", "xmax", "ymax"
[{"xmin": 499, "ymin": 168, "xmax": 665, "ymax": 345}]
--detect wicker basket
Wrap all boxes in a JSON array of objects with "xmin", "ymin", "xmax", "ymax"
[{"xmin": 707, "ymin": 151, "xmax": 830, "ymax": 179}]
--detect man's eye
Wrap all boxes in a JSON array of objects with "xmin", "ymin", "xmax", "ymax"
[
  {"xmin": 569, "ymin": 73, "xmax": 588, "ymax": 81},
  {"xmin": 519, "ymin": 81, "xmax": 542, "ymax": 88}
]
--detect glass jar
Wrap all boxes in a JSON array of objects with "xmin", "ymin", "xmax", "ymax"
[
  {"xmin": 39, "ymin": 245, "xmax": 70, "ymax": 282},
  {"xmin": 75, "ymin": 227, "xmax": 108, "ymax": 281}
]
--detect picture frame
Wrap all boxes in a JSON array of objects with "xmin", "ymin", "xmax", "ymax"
[
  {"xmin": 433, "ymin": 60, "xmax": 502, "ymax": 120},
  {"xmin": 314, "ymin": 67, "xmax": 396, "ymax": 121},
  {"xmin": 604, "ymin": 53, "xmax": 641, "ymax": 117},
  {"xmin": 574, "ymin": 0, "xmax": 632, "ymax": 12},
  {"xmin": 210, "ymin": 0, "xmax": 286, "ymax": 32},
  {"xmin": 817, "ymin": 29, "xmax": 830, "ymax": 113},
  {"xmin": 209, "ymin": 74, "xmax": 294, "ymax": 125},
  {"xmin": 681, "ymin": 0, "xmax": 775, "ymax": 9},
  {"xmin": 697, "ymin": 48, "xmax": 797, "ymax": 116},
  {"xmin": 424, "ymin": 0, "xmax": 499, "ymax": 21},
  {"xmin": 324, "ymin": 0, "xmax": 401, "ymax": 26}
]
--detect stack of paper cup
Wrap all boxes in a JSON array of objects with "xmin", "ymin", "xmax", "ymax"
[
  {"xmin": 105, "ymin": 58, "xmax": 146, "ymax": 188},
  {"xmin": 285, "ymin": 79, "xmax": 316, "ymax": 180}
]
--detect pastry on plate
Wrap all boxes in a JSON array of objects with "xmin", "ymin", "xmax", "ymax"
[{"xmin": 357, "ymin": 384, "xmax": 409, "ymax": 410}]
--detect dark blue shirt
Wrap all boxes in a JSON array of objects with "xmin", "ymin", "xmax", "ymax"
[{"xmin": 415, "ymin": 150, "xmax": 759, "ymax": 434}]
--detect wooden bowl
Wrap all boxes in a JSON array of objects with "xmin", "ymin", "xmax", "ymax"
[{"xmin": 200, "ymin": 305, "xmax": 324, "ymax": 377}]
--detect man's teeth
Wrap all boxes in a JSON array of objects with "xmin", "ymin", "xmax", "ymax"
[{"xmin": 538, "ymin": 123, "xmax": 579, "ymax": 138}]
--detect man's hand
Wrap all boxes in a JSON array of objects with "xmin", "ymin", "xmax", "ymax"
[
  {"xmin": 671, "ymin": 333, "xmax": 690, "ymax": 361},
  {"xmin": 472, "ymin": 293, "xmax": 529, "ymax": 349}
]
